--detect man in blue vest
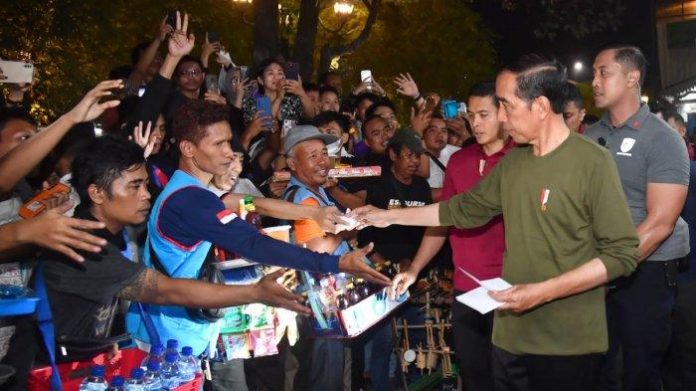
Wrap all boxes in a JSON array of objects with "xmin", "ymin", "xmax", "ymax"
[{"xmin": 127, "ymin": 100, "xmax": 390, "ymax": 358}]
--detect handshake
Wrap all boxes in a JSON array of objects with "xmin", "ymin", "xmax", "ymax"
[{"xmin": 321, "ymin": 205, "xmax": 392, "ymax": 234}]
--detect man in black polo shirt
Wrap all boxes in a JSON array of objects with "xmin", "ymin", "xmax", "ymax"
[{"xmin": 586, "ymin": 45, "xmax": 690, "ymax": 391}]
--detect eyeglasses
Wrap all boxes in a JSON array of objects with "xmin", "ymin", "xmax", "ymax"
[{"xmin": 178, "ymin": 69, "xmax": 203, "ymax": 78}]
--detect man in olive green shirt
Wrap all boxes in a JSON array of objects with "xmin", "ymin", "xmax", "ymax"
[{"xmin": 352, "ymin": 55, "xmax": 639, "ymax": 391}]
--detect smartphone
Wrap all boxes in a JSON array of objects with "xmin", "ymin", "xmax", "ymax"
[
  {"xmin": 205, "ymin": 75, "xmax": 220, "ymax": 94},
  {"xmin": 285, "ymin": 62, "xmax": 300, "ymax": 81},
  {"xmin": 138, "ymin": 87, "xmax": 146, "ymax": 97},
  {"xmin": 282, "ymin": 119, "xmax": 296, "ymax": 138},
  {"xmin": 442, "ymin": 99, "xmax": 459, "ymax": 119},
  {"xmin": 360, "ymin": 70, "xmax": 373, "ymax": 84},
  {"xmin": 255, "ymin": 96, "xmax": 273, "ymax": 131},
  {"xmin": 19, "ymin": 183, "xmax": 71, "ymax": 219},
  {"xmin": 208, "ymin": 30, "xmax": 220, "ymax": 44},
  {"xmin": 0, "ymin": 60, "xmax": 33, "ymax": 84},
  {"xmin": 165, "ymin": 10, "xmax": 178, "ymax": 29},
  {"xmin": 240, "ymin": 65, "xmax": 249, "ymax": 79}
]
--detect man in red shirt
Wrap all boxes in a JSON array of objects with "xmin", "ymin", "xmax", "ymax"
[{"xmin": 391, "ymin": 82, "xmax": 513, "ymax": 391}]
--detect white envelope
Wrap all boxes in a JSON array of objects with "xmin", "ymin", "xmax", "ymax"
[{"xmin": 456, "ymin": 277, "xmax": 512, "ymax": 314}]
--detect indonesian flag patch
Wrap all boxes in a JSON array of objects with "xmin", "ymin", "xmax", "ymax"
[{"xmin": 216, "ymin": 209, "xmax": 239, "ymax": 224}]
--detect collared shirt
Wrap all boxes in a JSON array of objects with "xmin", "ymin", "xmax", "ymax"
[
  {"xmin": 441, "ymin": 139, "xmax": 514, "ymax": 292},
  {"xmin": 585, "ymin": 104, "xmax": 690, "ymax": 261}
]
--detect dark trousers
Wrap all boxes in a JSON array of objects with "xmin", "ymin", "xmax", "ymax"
[
  {"xmin": 600, "ymin": 260, "xmax": 677, "ymax": 391},
  {"xmin": 492, "ymin": 346, "xmax": 602, "ymax": 391},
  {"xmin": 351, "ymin": 317, "xmax": 393, "ymax": 391},
  {"xmin": 451, "ymin": 292, "xmax": 494, "ymax": 391},
  {"xmin": 662, "ymin": 278, "xmax": 696, "ymax": 391}
]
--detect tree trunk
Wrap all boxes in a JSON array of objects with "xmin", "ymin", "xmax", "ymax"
[
  {"xmin": 318, "ymin": 0, "xmax": 380, "ymax": 73},
  {"xmin": 253, "ymin": 0, "xmax": 280, "ymax": 67},
  {"xmin": 294, "ymin": 0, "xmax": 321, "ymax": 80}
]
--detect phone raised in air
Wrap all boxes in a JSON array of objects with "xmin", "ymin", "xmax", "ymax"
[
  {"xmin": 165, "ymin": 10, "xmax": 178, "ymax": 29},
  {"xmin": 285, "ymin": 62, "xmax": 300, "ymax": 81},
  {"xmin": 442, "ymin": 99, "xmax": 459, "ymax": 120},
  {"xmin": 208, "ymin": 30, "xmax": 220, "ymax": 44},
  {"xmin": 255, "ymin": 96, "xmax": 274, "ymax": 131},
  {"xmin": 0, "ymin": 60, "xmax": 34, "ymax": 84}
]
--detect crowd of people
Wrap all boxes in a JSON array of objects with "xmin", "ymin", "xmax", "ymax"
[{"xmin": 0, "ymin": 10, "xmax": 695, "ymax": 391}]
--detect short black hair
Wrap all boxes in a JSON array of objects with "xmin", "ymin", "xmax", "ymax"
[
  {"xmin": 503, "ymin": 53, "xmax": 568, "ymax": 114},
  {"xmin": 312, "ymin": 111, "xmax": 351, "ymax": 133},
  {"xmin": 361, "ymin": 114, "xmax": 387, "ymax": 139},
  {"xmin": 365, "ymin": 99, "xmax": 397, "ymax": 120},
  {"xmin": 172, "ymin": 100, "xmax": 230, "ymax": 145},
  {"xmin": 601, "ymin": 44, "xmax": 648, "ymax": 87},
  {"xmin": 319, "ymin": 85, "xmax": 340, "ymax": 98},
  {"xmin": 71, "ymin": 136, "xmax": 145, "ymax": 208},
  {"xmin": 665, "ymin": 110, "xmax": 686, "ymax": 128},
  {"xmin": 468, "ymin": 82, "xmax": 498, "ymax": 107},
  {"xmin": 175, "ymin": 55, "xmax": 205, "ymax": 75},
  {"xmin": 0, "ymin": 108, "xmax": 36, "ymax": 139},
  {"xmin": 563, "ymin": 82, "xmax": 585, "ymax": 109},
  {"xmin": 256, "ymin": 57, "xmax": 285, "ymax": 79}
]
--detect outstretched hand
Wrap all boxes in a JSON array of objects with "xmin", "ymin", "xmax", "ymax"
[
  {"xmin": 64, "ymin": 80, "xmax": 123, "ymax": 124},
  {"xmin": 338, "ymin": 243, "xmax": 392, "ymax": 287},
  {"xmin": 348, "ymin": 205, "xmax": 393, "ymax": 229},
  {"xmin": 255, "ymin": 269, "xmax": 311, "ymax": 315},
  {"xmin": 394, "ymin": 72, "xmax": 420, "ymax": 99},
  {"xmin": 167, "ymin": 11, "xmax": 195, "ymax": 58},
  {"xmin": 25, "ymin": 202, "xmax": 107, "ymax": 263}
]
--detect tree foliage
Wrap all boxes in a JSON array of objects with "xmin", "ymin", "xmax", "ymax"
[{"xmin": 0, "ymin": 0, "xmax": 495, "ymax": 122}]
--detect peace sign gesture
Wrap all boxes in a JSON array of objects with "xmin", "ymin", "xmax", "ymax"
[{"xmin": 167, "ymin": 11, "xmax": 195, "ymax": 59}]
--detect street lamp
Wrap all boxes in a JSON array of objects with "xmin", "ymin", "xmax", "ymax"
[{"xmin": 334, "ymin": 1, "xmax": 354, "ymax": 15}]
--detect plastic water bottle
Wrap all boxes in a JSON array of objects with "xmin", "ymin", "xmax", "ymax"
[
  {"xmin": 140, "ymin": 343, "xmax": 164, "ymax": 370},
  {"xmin": 161, "ymin": 353, "xmax": 182, "ymax": 389},
  {"xmin": 165, "ymin": 339, "xmax": 180, "ymax": 362},
  {"xmin": 125, "ymin": 368, "xmax": 145, "ymax": 391},
  {"xmin": 178, "ymin": 346, "xmax": 199, "ymax": 383},
  {"xmin": 142, "ymin": 361, "xmax": 163, "ymax": 391},
  {"xmin": 106, "ymin": 376, "xmax": 125, "ymax": 391},
  {"xmin": 79, "ymin": 365, "xmax": 108, "ymax": 390}
]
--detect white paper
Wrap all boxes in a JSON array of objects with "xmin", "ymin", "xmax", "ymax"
[
  {"xmin": 456, "ymin": 266, "xmax": 512, "ymax": 314},
  {"xmin": 456, "ymin": 278, "xmax": 512, "ymax": 314}
]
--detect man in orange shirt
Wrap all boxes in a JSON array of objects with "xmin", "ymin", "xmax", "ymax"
[{"xmin": 282, "ymin": 125, "xmax": 355, "ymax": 390}]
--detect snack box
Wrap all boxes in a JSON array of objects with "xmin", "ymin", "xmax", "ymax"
[
  {"xmin": 272, "ymin": 166, "xmax": 381, "ymax": 182},
  {"xmin": 299, "ymin": 271, "xmax": 408, "ymax": 339}
]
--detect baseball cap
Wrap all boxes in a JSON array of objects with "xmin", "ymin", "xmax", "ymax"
[
  {"xmin": 388, "ymin": 128, "xmax": 425, "ymax": 154},
  {"xmin": 283, "ymin": 125, "xmax": 338, "ymax": 155}
]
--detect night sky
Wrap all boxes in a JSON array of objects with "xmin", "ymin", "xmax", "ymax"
[{"xmin": 472, "ymin": 0, "xmax": 659, "ymax": 92}]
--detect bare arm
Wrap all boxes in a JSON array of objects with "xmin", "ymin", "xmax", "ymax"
[
  {"xmin": 0, "ymin": 80, "xmax": 122, "ymax": 194},
  {"xmin": 490, "ymin": 258, "xmax": 609, "ymax": 313},
  {"xmin": 129, "ymin": 19, "xmax": 171, "ymax": 90},
  {"xmin": 118, "ymin": 268, "xmax": 310, "ymax": 314},
  {"xmin": 636, "ymin": 183, "xmax": 688, "ymax": 261},
  {"xmin": 390, "ymin": 226, "xmax": 447, "ymax": 297},
  {"xmin": 352, "ymin": 203, "xmax": 442, "ymax": 228}
]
